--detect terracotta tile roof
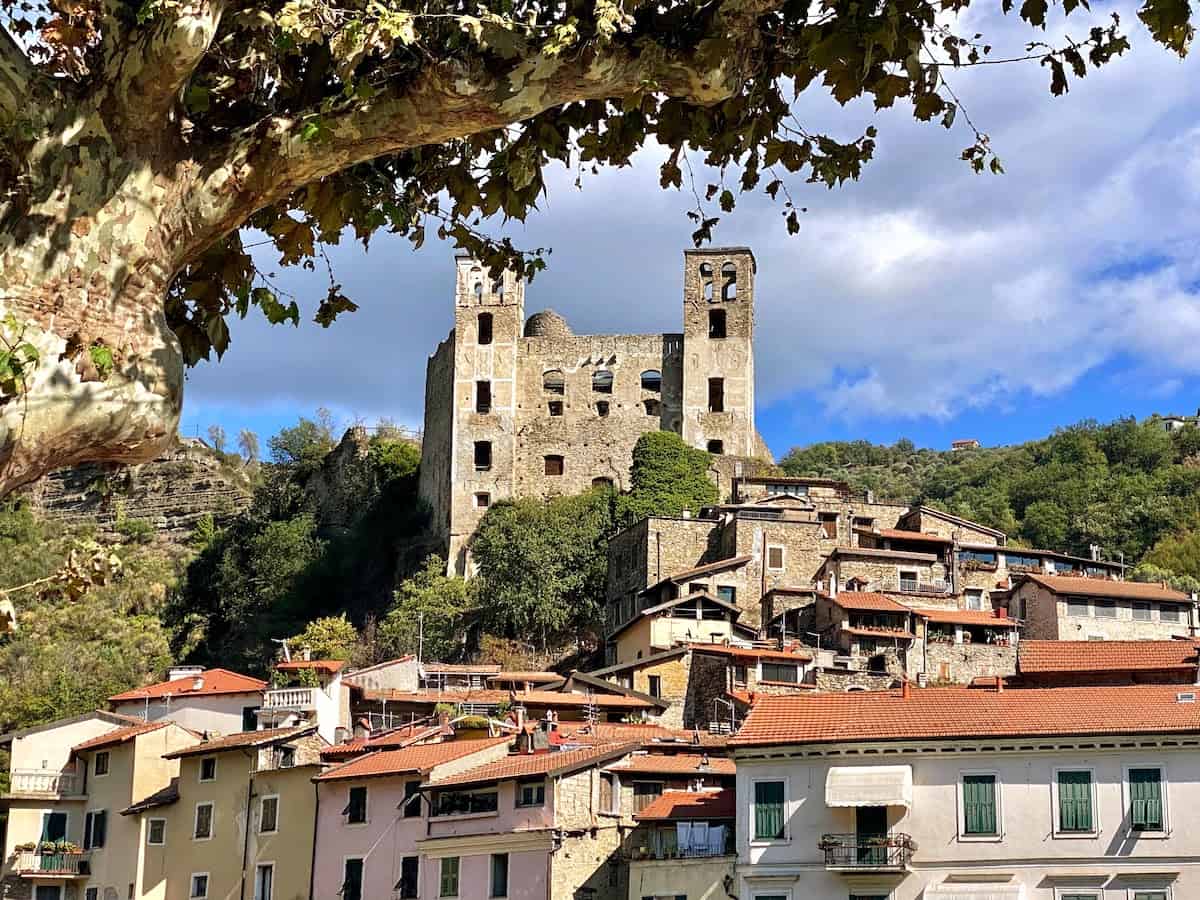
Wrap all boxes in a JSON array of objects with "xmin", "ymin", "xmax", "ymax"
[
  {"xmin": 276, "ymin": 659, "xmax": 345, "ymax": 673},
  {"xmin": 831, "ymin": 592, "xmax": 911, "ymax": 613},
  {"xmin": 488, "ymin": 672, "xmax": 562, "ymax": 683},
  {"xmin": 730, "ymin": 684, "xmax": 1200, "ymax": 747},
  {"xmin": 829, "ymin": 547, "xmax": 939, "ymax": 563},
  {"xmin": 839, "ymin": 626, "xmax": 916, "ymax": 640},
  {"xmin": 665, "ymin": 555, "xmax": 753, "ymax": 584},
  {"xmin": 1019, "ymin": 574, "xmax": 1193, "ymax": 603},
  {"xmin": 1019, "ymin": 640, "xmax": 1200, "ymax": 674},
  {"xmin": 164, "ymin": 726, "xmax": 315, "ymax": 759},
  {"xmin": 635, "ymin": 789, "xmax": 735, "ymax": 821},
  {"xmin": 607, "ymin": 753, "xmax": 735, "ymax": 776},
  {"xmin": 914, "ymin": 608, "xmax": 1018, "ymax": 627},
  {"xmin": 361, "ymin": 689, "xmax": 654, "ymax": 709},
  {"xmin": 121, "ymin": 777, "xmax": 180, "ymax": 816},
  {"xmin": 314, "ymin": 737, "xmax": 511, "ymax": 781},
  {"xmin": 860, "ymin": 528, "xmax": 951, "ymax": 544},
  {"xmin": 321, "ymin": 724, "xmax": 448, "ymax": 760},
  {"xmin": 427, "ymin": 743, "xmax": 635, "ymax": 789},
  {"xmin": 72, "ymin": 721, "xmax": 172, "ymax": 753},
  {"xmin": 109, "ymin": 669, "xmax": 266, "ymax": 702},
  {"xmin": 689, "ymin": 642, "xmax": 814, "ymax": 663},
  {"xmin": 553, "ymin": 722, "xmax": 729, "ymax": 748}
]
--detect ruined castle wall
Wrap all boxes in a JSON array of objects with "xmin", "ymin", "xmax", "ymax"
[{"xmin": 418, "ymin": 331, "xmax": 456, "ymax": 551}]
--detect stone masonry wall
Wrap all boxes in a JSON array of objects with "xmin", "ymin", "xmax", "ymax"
[
  {"xmin": 814, "ymin": 668, "xmax": 899, "ymax": 691},
  {"xmin": 417, "ymin": 330, "xmax": 455, "ymax": 551},
  {"xmin": 922, "ymin": 642, "xmax": 1016, "ymax": 685}
]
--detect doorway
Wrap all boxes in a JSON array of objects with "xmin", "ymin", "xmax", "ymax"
[{"xmin": 856, "ymin": 805, "xmax": 888, "ymax": 864}]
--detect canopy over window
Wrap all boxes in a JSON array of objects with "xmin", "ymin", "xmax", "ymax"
[
  {"xmin": 825, "ymin": 765, "xmax": 913, "ymax": 809},
  {"xmin": 924, "ymin": 887, "xmax": 1023, "ymax": 900}
]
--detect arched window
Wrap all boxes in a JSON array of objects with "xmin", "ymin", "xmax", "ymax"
[
  {"xmin": 721, "ymin": 262, "xmax": 737, "ymax": 300},
  {"xmin": 477, "ymin": 313, "xmax": 493, "ymax": 345},
  {"xmin": 644, "ymin": 398, "xmax": 660, "ymax": 417},
  {"xmin": 473, "ymin": 278, "xmax": 483, "ymax": 299},
  {"xmin": 543, "ymin": 370, "xmax": 565, "ymax": 395},
  {"xmin": 699, "ymin": 262, "xmax": 714, "ymax": 302},
  {"xmin": 592, "ymin": 476, "xmax": 615, "ymax": 490},
  {"xmin": 592, "ymin": 369, "xmax": 613, "ymax": 394},
  {"xmin": 492, "ymin": 278, "xmax": 505, "ymax": 299},
  {"xmin": 640, "ymin": 370, "xmax": 662, "ymax": 392}
]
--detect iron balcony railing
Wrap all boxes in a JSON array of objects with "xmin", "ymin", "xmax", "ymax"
[
  {"xmin": 818, "ymin": 833, "xmax": 915, "ymax": 870},
  {"xmin": 8, "ymin": 769, "xmax": 83, "ymax": 796},
  {"xmin": 15, "ymin": 852, "xmax": 90, "ymax": 877}
]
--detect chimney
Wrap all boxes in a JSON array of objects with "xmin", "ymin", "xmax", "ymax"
[
  {"xmin": 437, "ymin": 709, "xmax": 450, "ymax": 729},
  {"xmin": 515, "ymin": 705, "xmax": 526, "ymax": 733},
  {"xmin": 167, "ymin": 666, "xmax": 203, "ymax": 682},
  {"xmin": 996, "ymin": 676, "xmax": 1004, "ymax": 693},
  {"xmin": 191, "ymin": 676, "xmax": 205, "ymax": 692},
  {"xmin": 866, "ymin": 489, "xmax": 875, "ymax": 504},
  {"xmin": 682, "ymin": 509, "xmax": 692, "ymax": 520},
  {"xmin": 901, "ymin": 678, "xmax": 911, "ymax": 700}
]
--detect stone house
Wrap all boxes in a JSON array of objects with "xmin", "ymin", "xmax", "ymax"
[
  {"xmin": 1011, "ymin": 574, "xmax": 1199, "ymax": 641},
  {"xmin": 730, "ymin": 682, "xmax": 1200, "ymax": 900},
  {"xmin": 912, "ymin": 608, "xmax": 1019, "ymax": 685},
  {"xmin": 418, "ymin": 248, "xmax": 769, "ymax": 575},
  {"xmin": 812, "ymin": 591, "xmax": 918, "ymax": 676}
]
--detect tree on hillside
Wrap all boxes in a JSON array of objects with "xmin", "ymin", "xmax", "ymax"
[
  {"xmin": 0, "ymin": 0, "xmax": 1186, "ymax": 494},
  {"xmin": 290, "ymin": 614, "xmax": 359, "ymax": 661},
  {"xmin": 380, "ymin": 555, "xmax": 478, "ymax": 661},
  {"xmin": 238, "ymin": 429, "xmax": 261, "ymax": 465},
  {"xmin": 206, "ymin": 424, "xmax": 228, "ymax": 455},
  {"xmin": 617, "ymin": 432, "xmax": 717, "ymax": 525},
  {"xmin": 268, "ymin": 410, "xmax": 337, "ymax": 481}
]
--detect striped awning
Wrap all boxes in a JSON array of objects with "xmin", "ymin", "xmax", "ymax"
[{"xmin": 825, "ymin": 765, "xmax": 913, "ymax": 809}]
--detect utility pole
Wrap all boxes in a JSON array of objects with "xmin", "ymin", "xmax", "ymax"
[{"xmin": 418, "ymin": 612, "xmax": 424, "ymax": 664}]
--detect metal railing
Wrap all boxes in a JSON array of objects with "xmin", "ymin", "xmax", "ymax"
[
  {"xmin": 818, "ymin": 833, "xmax": 915, "ymax": 869},
  {"xmin": 263, "ymin": 687, "xmax": 318, "ymax": 709},
  {"xmin": 890, "ymin": 580, "xmax": 952, "ymax": 595},
  {"xmin": 15, "ymin": 852, "xmax": 89, "ymax": 876},
  {"xmin": 9, "ymin": 770, "xmax": 83, "ymax": 796}
]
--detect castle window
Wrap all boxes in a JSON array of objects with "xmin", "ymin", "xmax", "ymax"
[
  {"xmin": 699, "ymin": 262, "xmax": 714, "ymax": 301},
  {"xmin": 707, "ymin": 439, "xmax": 724, "ymax": 455},
  {"xmin": 640, "ymin": 370, "xmax": 661, "ymax": 392},
  {"xmin": 592, "ymin": 477, "xmax": 614, "ymax": 490},
  {"xmin": 492, "ymin": 278, "xmax": 504, "ymax": 299},
  {"xmin": 721, "ymin": 262, "xmax": 737, "ymax": 300},
  {"xmin": 543, "ymin": 370, "xmax": 565, "ymax": 395},
  {"xmin": 704, "ymin": 280, "xmax": 714, "ymax": 301},
  {"xmin": 477, "ymin": 313, "xmax": 493, "ymax": 345},
  {"xmin": 544, "ymin": 455, "xmax": 564, "ymax": 476},
  {"xmin": 548, "ymin": 401, "xmax": 563, "ymax": 417},
  {"xmin": 474, "ymin": 441, "xmax": 492, "ymax": 470},
  {"xmin": 592, "ymin": 369, "xmax": 614, "ymax": 394},
  {"xmin": 709, "ymin": 309, "xmax": 726, "ymax": 339},
  {"xmin": 474, "ymin": 492, "xmax": 490, "ymax": 508},
  {"xmin": 473, "ymin": 280, "xmax": 483, "ymax": 299},
  {"xmin": 475, "ymin": 380, "xmax": 492, "ymax": 414},
  {"xmin": 708, "ymin": 378, "xmax": 725, "ymax": 412},
  {"xmin": 643, "ymin": 398, "xmax": 660, "ymax": 417},
  {"xmin": 596, "ymin": 401, "xmax": 610, "ymax": 417}
]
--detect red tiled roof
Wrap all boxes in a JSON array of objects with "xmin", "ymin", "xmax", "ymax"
[
  {"xmin": 665, "ymin": 556, "xmax": 753, "ymax": 584},
  {"xmin": 608, "ymin": 753, "xmax": 735, "ymax": 776},
  {"xmin": 276, "ymin": 659, "xmax": 345, "ymax": 673},
  {"xmin": 1019, "ymin": 640, "xmax": 1200, "ymax": 674},
  {"xmin": 914, "ymin": 608, "xmax": 1018, "ymax": 627},
  {"xmin": 73, "ymin": 721, "xmax": 171, "ymax": 753},
  {"xmin": 314, "ymin": 737, "xmax": 511, "ymax": 781},
  {"xmin": 731, "ymin": 684, "xmax": 1200, "ymax": 747},
  {"xmin": 321, "ymin": 724, "xmax": 449, "ymax": 760},
  {"xmin": 832, "ymin": 592, "xmax": 911, "ymax": 613},
  {"xmin": 1019, "ymin": 574, "xmax": 1192, "ymax": 603},
  {"xmin": 165, "ymin": 726, "xmax": 314, "ymax": 759},
  {"xmin": 109, "ymin": 669, "xmax": 266, "ymax": 702},
  {"xmin": 861, "ymin": 528, "xmax": 951, "ymax": 544},
  {"xmin": 427, "ymin": 743, "xmax": 635, "ymax": 788},
  {"xmin": 552, "ymin": 722, "xmax": 729, "ymax": 748},
  {"xmin": 841, "ymin": 626, "xmax": 916, "ymax": 640},
  {"xmin": 635, "ymin": 789, "xmax": 735, "ymax": 821},
  {"xmin": 690, "ymin": 643, "xmax": 814, "ymax": 663},
  {"xmin": 362, "ymin": 689, "xmax": 653, "ymax": 709}
]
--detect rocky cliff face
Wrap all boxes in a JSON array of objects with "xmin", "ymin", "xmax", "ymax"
[{"xmin": 17, "ymin": 437, "xmax": 252, "ymax": 543}]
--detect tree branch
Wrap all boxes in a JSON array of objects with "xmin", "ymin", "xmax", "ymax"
[{"xmin": 0, "ymin": 24, "xmax": 35, "ymax": 118}]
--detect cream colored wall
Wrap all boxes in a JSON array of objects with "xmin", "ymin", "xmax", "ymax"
[
  {"xmin": 246, "ymin": 764, "xmax": 319, "ymax": 900},
  {"xmin": 78, "ymin": 741, "xmax": 139, "ymax": 900},
  {"xmin": 7, "ymin": 715, "xmax": 120, "ymax": 773},
  {"xmin": 629, "ymin": 855, "xmax": 736, "ymax": 900}
]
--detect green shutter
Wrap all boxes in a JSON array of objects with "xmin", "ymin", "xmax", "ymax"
[
  {"xmin": 1130, "ymin": 768, "xmax": 1163, "ymax": 831},
  {"xmin": 754, "ymin": 781, "xmax": 785, "ymax": 840},
  {"xmin": 1058, "ymin": 771, "xmax": 1093, "ymax": 832},
  {"xmin": 963, "ymin": 775, "xmax": 997, "ymax": 835}
]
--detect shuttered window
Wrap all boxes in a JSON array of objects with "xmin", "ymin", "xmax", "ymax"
[
  {"xmin": 1057, "ymin": 770, "xmax": 1094, "ymax": 832},
  {"xmin": 1129, "ymin": 768, "xmax": 1164, "ymax": 831},
  {"xmin": 962, "ymin": 774, "xmax": 997, "ymax": 835},
  {"xmin": 753, "ymin": 781, "xmax": 785, "ymax": 840}
]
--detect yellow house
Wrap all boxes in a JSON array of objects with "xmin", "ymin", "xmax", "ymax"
[
  {"xmin": 71, "ymin": 720, "xmax": 200, "ymax": 900},
  {"xmin": 139, "ymin": 725, "xmax": 324, "ymax": 900},
  {"xmin": 609, "ymin": 592, "xmax": 746, "ymax": 664}
]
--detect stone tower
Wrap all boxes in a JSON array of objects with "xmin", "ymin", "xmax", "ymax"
[{"xmin": 680, "ymin": 247, "xmax": 757, "ymax": 458}]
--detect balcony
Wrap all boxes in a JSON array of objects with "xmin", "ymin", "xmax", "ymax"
[
  {"xmin": 891, "ymin": 580, "xmax": 952, "ymax": 596},
  {"xmin": 7, "ymin": 769, "xmax": 84, "ymax": 797},
  {"xmin": 15, "ymin": 852, "xmax": 90, "ymax": 877},
  {"xmin": 262, "ymin": 687, "xmax": 318, "ymax": 710},
  {"xmin": 818, "ymin": 833, "xmax": 915, "ymax": 871}
]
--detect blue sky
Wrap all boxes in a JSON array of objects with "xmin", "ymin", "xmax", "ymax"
[{"xmin": 182, "ymin": 1, "xmax": 1200, "ymax": 460}]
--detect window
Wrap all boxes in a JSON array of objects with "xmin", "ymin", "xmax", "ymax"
[
  {"xmin": 475, "ymin": 380, "xmax": 492, "ymax": 414},
  {"xmin": 707, "ymin": 439, "xmax": 724, "ymax": 454},
  {"xmin": 961, "ymin": 773, "xmax": 998, "ymax": 836},
  {"xmin": 1094, "ymin": 598, "xmax": 1117, "ymax": 618},
  {"xmin": 396, "ymin": 857, "xmax": 419, "ymax": 900},
  {"xmin": 1132, "ymin": 893, "xmax": 1169, "ymax": 900},
  {"xmin": 474, "ymin": 441, "xmax": 492, "ymax": 470},
  {"xmin": 717, "ymin": 585, "xmax": 736, "ymax": 605},
  {"xmin": 648, "ymin": 675, "xmax": 662, "ymax": 698},
  {"xmin": 819, "ymin": 512, "xmax": 838, "ymax": 539},
  {"xmin": 753, "ymin": 780, "xmax": 786, "ymax": 840},
  {"xmin": 277, "ymin": 746, "xmax": 296, "ymax": 769},
  {"xmin": 721, "ymin": 261, "xmax": 737, "ymax": 300},
  {"xmin": 259, "ymin": 795, "xmax": 279, "ymax": 834},
  {"xmin": 1056, "ymin": 770, "xmax": 1095, "ymax": 833},
  {"xmin": 474, "ymin": 492, "xmax": 491, "ymax": 508},
  {"xmin": 402, "ymin": 781, "xmax": 421, "ymax": 818},
  {"xmin": 254, "ymin": 864, "xmax": 274, "ymax": 900},
  {"xmin": 490, "ymin": 853, "xmax": 509, "ymax": 898},
  {"xmin": 596, "ymin": 401, "xmax": 610, "ymax": 417},
  {"xmin": 644, "ymin": 398, "xmax": 660, "ymax": 416},
  {"xmin": 708, "ymin": 309, "xmax": 726, "ymax": 339},
  {"xmin": 517, "ymin": 779, "xmax": 546, "ymax": 807},
  {"xmin": 544, "ymin": 455, "xmax": 564, "ymax": 476},
  {"xmin": 86, "ymin": 889, "xmax": 99, "ymax": 900},
  {"xmin": 478, "ymin": 312, "xmax": 493, "ymax": 345},
  {"xmin": 1058, "ymin": 895, "xmax": 1100, "ymax": 900},
  {"xmin": 147, "ymin": 817, "xmax": 166, "ymax": 846},
  {"xmin": 242, "ymin": 706, "xmax": 260, "ymax": 731},
  {"xmin": 341, "ymin": 859, "xmax": 363, "ymax": 900},
  {"xmin": 34, "ymin": 888, "xmax": 62, "ymax": 900},
  {"xmin": 440, "ymin": 857, "xmax": 460, "ymax": 898},
  {"xmin": 959, "ymin": 550, "xmax": 998, "ymax": 567},
  {"xmin": 194, "ymin": 802, "xmax": 214, "ymax": 840},
  {"xmin": 600, "ymin": 772, "xmax": 616, "ymax": 813},
  {"xmin": 766, "ymin": 546, "xmax": 784, "ymax": 571},
  {"xmin": 40, "ymin": 812, "xmax": 67, "ymax": 842},
  {"xmin": 94, "ymin": 751, "xmax": 109, "ymax": 777},
  {"xmin": 1128, "ymin": 767, "xmax": 1165, "ymax": 832},
  {"xmin": 548, "ymin": 400, "xmax": 563, "ymax": 416},
  {"xmin": 1160, "ymin": 604, "xmax": 1184, "ymax": 623},
  {"xmin": 543, "ymin": 370, "xmax": 565, "ymax": 395},
  {"xmin": 592, "ymin": 477, "xmax": 614, "ymax": 490},
  {"xmin": 432, "ymin": 788, "xmax": 499, "ymax": 816},
  {"xmin": 83, "ymin": 810, "xmax": 107, "ymax": 849},
  {"xmin": 641, "ymin": 370, "xmax": 662, "ymax": 391},
  {"xmin": 760, "ymin": 662, "xmax": 798, "ymax": 684},
  {"xmin": 344, "ymin": 786, "xmax": 368, "ymax": 824},
  {"xmin": 593, "ymin": 369, "xmax": 614, "ymax": 393},
  {"xmin": 633, "ymin": 781, "xmax": 663, "ymax": 812},
  {"xmin": 733, "ymin": 664, "xmax": 748, "ymax": 687},
  {"xmin": 965, "ymin": 589, "xmax": 984, "ymax": 611},
  {"xmin": 1133, "ymin": 601, "xmax": 1153, "ymax": 621},
  {"xmin": 200, "ymin": 757, "xmax": 217, "ymax": 782},
  {"xmin": 707, "ymin": 378, "xmax": 725, "ymax": 412},
  {"xmin": 1066, "ymin": 597, "xmax": 1090, "ymax": 616},
  {"xmin": 190, "ymin": 874, "xmax": 209, "ymax": 899},
  {"xmin": 899, "ymin": 569, "xmax": 919, "ymax": 592}
]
